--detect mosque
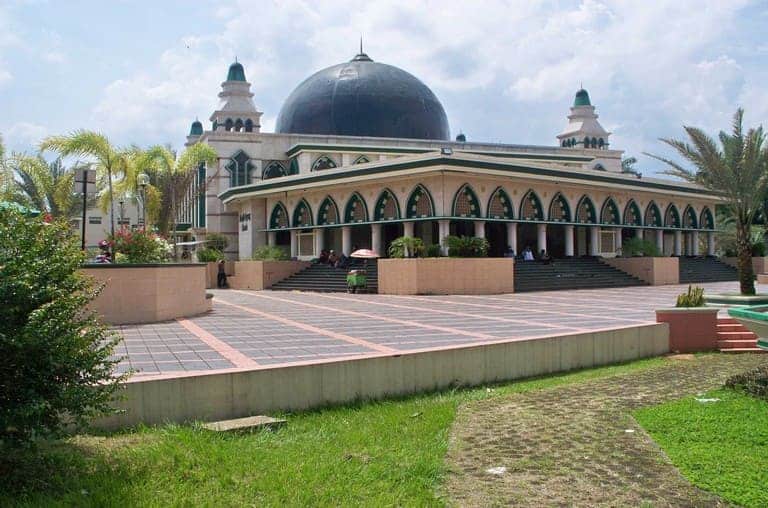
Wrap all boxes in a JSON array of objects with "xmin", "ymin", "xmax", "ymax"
[{"xmin": 179, "ymin": 48, "xmax": 718, "ymax": 262}]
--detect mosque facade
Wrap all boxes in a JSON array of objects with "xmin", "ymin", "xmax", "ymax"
[{"xmin": 179, "ymin": 51, "xmax": 719, "ymax": 261}]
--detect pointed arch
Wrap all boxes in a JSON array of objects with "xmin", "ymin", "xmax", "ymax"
[
  {"xmin": 700, "ymin": 207, "xmax": 714, "ymax": 230},
  {"xmin": 312, "ymin": 155, "xmax": 337, "ymax": 171},
  {"xmin": 682, "ymin": 205, "xmax": 698, "ymax": 229},
  {"xmin": 225, "ymin": 150, "xmax": 254, "ymax": 187},
  {"xmin": 623, "ymin": 199, "xmax": 642, "ymax": 226},
  {"xmin": 317, "ymin": 196, "xmax": 340, "ymax": 226},
  {"xmin": 548, "ymin": 192, "xmax": 571, "ymax": 222},
  {"xmin": 374, "ymin": 188, "xmax": 400, "ymax": 221},
  {"xmin": 600, "ymin": 197, "xmax": 620, "ymax": 225},
  {"xmin": 292, "ymin": 199, "xmax": 313, "ymax": 228},
  {"xmin": 269, "ymin": 202, "xmax": 289, "ymax": 229},
  {"xmin": 519, "ymin": 189, "xmax": 544, "ymax": 221},
  {"xmin": 486, "ymin": 187, "xmax": 514, "ymax": 220},
  {"xmin": 344, "ymin": 192, "xmax": 368, "ymax": 223},
  {"xmin": 353, "ymin": 155, "xmax": 370, "ymax": 164},
  {"xmin": 664, "ymin": 204, "xmax": 681, "ymax": 228},
  {"xmin": 575, "ymin": 195, "xmax": 597, "ymax": 224},
  {"xmin": 452, "ymin": 183, "xmax": 481, "ymax": 218},
  {"xmin": 406, "ymin": 184, "xmax": 435, "ymax": 219},
  {"xmin": 262, "ymin": 161, "xmax": 286, "ymax": 180},
  {"xmin": 644, "ymin": 201, "xmax": 662, "ymax": 227}
]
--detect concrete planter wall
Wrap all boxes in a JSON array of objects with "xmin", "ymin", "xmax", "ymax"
[
  {"xmin": 722, "ymin": 256, "xmax": 768, "ymax": 275},
  {"xmin": 82, "ymin": 264, "xmax": 210, "ymax": 325},
  {"xmin": 228, "ymin": 260, "xmax": 310, "ymax": 290},
  {"xmin": 378, "ymin": 258, "xmax": 515, "ymax": 295},
  {"xmin": 205, "ymin": 261, "xmax": 235, "ymax": 289},
  {"xmin": 655, "ymin": 307, "xmax": 719, "ymax": 353},
  {"xmin": 603, "ymin": 257, "xmax": 679, "ymax": 285}
]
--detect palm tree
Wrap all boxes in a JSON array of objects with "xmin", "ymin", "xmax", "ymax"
[
  {"xmin": 646, "ymin": 108, "xmax": 768, "ymax": 295},
  {"xmin": 11, "ymin": 154, "xmax": 86, "ymax": 218},
  {"xmin": 40, "ymin": 131, "xmax": 130, "ymax": 240},
  {"xmin": 0, "ymin": 135, "xmax": 14, "ymax": 202}
]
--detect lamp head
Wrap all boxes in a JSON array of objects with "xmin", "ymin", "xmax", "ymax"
[{"xmin": 137, "ymin": 173, "xmax": 150, "ymax": 187}]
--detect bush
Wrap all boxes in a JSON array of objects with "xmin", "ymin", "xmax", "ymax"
[
  {"xmin": 752, "ymin": 241, "xmax": 766, "ymax": 257},
  {"xmin": 0, "ymin": 209, "xmax": 124, "ymax": 446},
  {"xmin": 196, "ymin": 247, "xmax": 224, "ymax": 262},
  {"xmin": 725, "ymin": 364, "xmax": 768, "ymax": 400},
  {"xmin": 675, "ymin": 285, "xmax": 705, "ymax": 307},
  {"xmin": 252, "ymin": 245, "xmax": 289, "ymax": 261},
  {"xmin": 444, "ymin": 235, "xmax": 489, "ymax": 257},
  {"xmin": 388, "ymin": 236, "xmax": 425, "ymax": 258},
  {"xmin": 109, "ymin": 229, "xmax": 171, "ymax": 263},
  {"xmin": 425, "ymin": 243, "xmax": 442, "ymax": 257},
  {"xmin": 205, "ymin": 233, "xmax": 228, "ymax": 253},
  {"xmin": 622, "ymin": 237, "xmax": 661, "ymax": 257}
]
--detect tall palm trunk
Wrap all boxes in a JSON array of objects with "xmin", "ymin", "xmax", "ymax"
[
  {"xmin": 107, "ymin": 166, "xmax": 115, "ymax": 239},
  {"xmin": 736, "ymin": 221, "xmax": 755, "ymax": 295}
]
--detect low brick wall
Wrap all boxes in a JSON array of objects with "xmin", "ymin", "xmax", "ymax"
[
  {"xmin": 656, "ymin": 308, "xmax": 719, "ymax": 353},
  {"xmin": 378, "ymin": 258, "xmax": 515, "ymax": 295},
  {"xmin": 205, "ymin": 261, "xmax": 235, "ymax": 289},
  {"xmin": 228, "ymin": 260, "xmax": 310, "ymax": 290},
  {"xmin": 82, "ymin": 264, "xmax": 210, "ymax": 325},
  {"xmin": 722, "ymin": 256, "xmax": 768, "ymax": 275},
  {"xmin": 603, "ymin": 257, "xmax": 679, "ymax": 285}
]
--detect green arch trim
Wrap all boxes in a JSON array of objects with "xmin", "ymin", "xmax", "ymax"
[
  {"xmin": 664, "ymin": 204, "xmax": 681, "ymax": 228},
  {"xmin": 344, "ymin": 192, "xmax": 369, "ymax": 223},
  {"xmin": 452, "ymin": 183, "xmax": 482, "ymax": 218},
  {"xmin": 405, "ymin": 184, "xmax": 435, "ymax": 219},
  {"xmin": 600, "ymin": 197, "xmax": 621, "ymax": 225},
  {"xmin": 317, "ymin": 196, "xmax": 340, "ymax": 226},
  {"xmin": 575, "ymin": 195, "xmax": 597, "ymax": 224},
  {"xmin": 623, "ymin": 199, "xmax": 643, "ymax": 226},
  {"xmin": 292, "ymin": 198, "xmax": 313, "ymax": 228},
  {"xmin": 486, "ymin": 186, "xmax": 514, "ymax": 220},
  {"xmin": 374, "ymin": 188, "xmax": 401, "ymax": 221},
  {"xmin": 682, "ymin": 205, "xmax": 698, "ymax": 229},
  {"xmin": 700, "ymin": 207, "xmax": 714, "ymax": 230},
  {"xmin": 548, "ymin": 192, "xmax": 572, "ymax": 222},
  {"xmin": 644, "ymin": 201, "xmax": 662, "ymax": 227},
  {"xmin": 269, "ymin": 202, "xmax": 289, "ymax": 229},
  {"xmin": 519, "ymin": 189, "xmax": 544, "ymax": 221},
  {"xmin": 263, "ymin": 161, "xmax": 286, "ymax": 179}
]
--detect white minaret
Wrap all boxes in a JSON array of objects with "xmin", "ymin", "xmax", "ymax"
[
  {"xmin": 557, "ymin": 88, "xmax": 610, "ymax": 150},
  {"xmin": 210, "ymin": 60, "xmax": 263, "ymax": 133}
]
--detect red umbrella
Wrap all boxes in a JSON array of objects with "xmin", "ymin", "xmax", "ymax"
[{"xmin": 350, "ymin": 248, "xmax": 380, "ymax": 259}]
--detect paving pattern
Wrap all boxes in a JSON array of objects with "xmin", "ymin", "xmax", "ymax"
[
  {"xmin": 112, "ymin": 281, "xmax": 743, "ymax": 378},
  {"xmin": 445, "ymin": 353, "xmax": 766, "ymax": 507}
]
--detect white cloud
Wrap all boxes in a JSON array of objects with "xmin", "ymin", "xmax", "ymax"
[{"xmin": 5, "ymin": 121, "xmax": 48, "ymax": 152}]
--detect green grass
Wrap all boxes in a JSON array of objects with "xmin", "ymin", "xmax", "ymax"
[
  {"xmin": 635, "ymin": 388, "xmax": 768, "ymax": 508},
  {"xmin": 1, "ymin": 357, "xmax": 665, "ymax": 507}
]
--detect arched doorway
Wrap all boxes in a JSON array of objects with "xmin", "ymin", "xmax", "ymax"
[{"xmin": 486, "ymin": 222, "xmax": 507, "ymax": 257}]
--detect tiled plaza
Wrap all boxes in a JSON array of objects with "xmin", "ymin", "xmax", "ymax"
[{"xmin": 113, "ymin": 281, "xmax": 743, "ymax": 378}]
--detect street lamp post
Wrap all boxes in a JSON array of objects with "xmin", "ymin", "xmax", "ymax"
[{"xmin": 137, "ymin": 173, "xmax": 149, "ymax": 229}]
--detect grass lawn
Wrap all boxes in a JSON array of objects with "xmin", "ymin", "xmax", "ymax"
[
  {"xmin": 0, "ymin": 357, "xmax": 664, "ymax": 507},
  {"xmin": 635, "ymin": 388, "xmax": 768, "ymax": 508}
]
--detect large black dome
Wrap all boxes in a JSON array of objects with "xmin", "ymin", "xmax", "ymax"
[{"xmin": 275, "ymin": 52, "xmax": 450, "ymax": 141}]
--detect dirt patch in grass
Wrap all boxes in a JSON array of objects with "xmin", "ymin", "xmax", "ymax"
[{"xmin": 445, "ymin": 354, "xmax": 765, "ymax": 507}]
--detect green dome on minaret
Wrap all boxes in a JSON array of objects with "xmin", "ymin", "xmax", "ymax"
[
  {"xmin": 227, "ymin": 61, "xmax": 246, "ymax": 82},
  {"xmin": 189, "ymin": 119, "xmax": 203, "ymax": 136},
  {"xmin": 574, "ymin": 88, "xmax": 591, "ymax": 107}
]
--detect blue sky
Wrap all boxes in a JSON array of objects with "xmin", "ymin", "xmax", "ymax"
[{"xmin": 2, "ymin": 0, "xmax": 767, "ymax": 175}]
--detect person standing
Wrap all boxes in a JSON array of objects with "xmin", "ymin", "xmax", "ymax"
[{"xmin": 217, "ymin": 259, "xmax": 228, "ymax": 288}]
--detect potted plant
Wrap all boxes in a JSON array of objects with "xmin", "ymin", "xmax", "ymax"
[{"xmin": 655, "ymin": 285, "xmax": 719, "ymax": 352}]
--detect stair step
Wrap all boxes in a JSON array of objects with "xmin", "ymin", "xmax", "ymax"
[
  {"xmin": 719, "ymin": 347, "xmax": 766, "ymax": 353},
  {"xmin": 718, "ymin": 339, "xmax": 759, "ymax": 348},
  {"xmin": 716, "ymin": 331, "xmax": 758, "ymax": 340}
]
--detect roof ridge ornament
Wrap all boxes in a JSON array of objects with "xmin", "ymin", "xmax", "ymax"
[{"xmin": 352, "ymin": 36, "xmax": 372, "ymax": 62}]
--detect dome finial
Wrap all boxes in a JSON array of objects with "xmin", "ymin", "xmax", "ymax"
[{"xmin": 360, "ymin": 36, "xmax": 363, "ymax": 55}]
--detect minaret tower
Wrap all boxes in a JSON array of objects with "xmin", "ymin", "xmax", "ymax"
[
  {"xmin": 557, "ymin": 88, "xmax": 610, "ymax": 150},
  {"xmin": 210, "ymin": 60, "xmax": 263, "ymax": 133}
]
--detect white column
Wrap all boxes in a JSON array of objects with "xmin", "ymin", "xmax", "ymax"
[
  {"xmin": 614, "ymin": 227, "xmax": 623, "ymax": 252},
  {"xmin": 290, "ymin": 230, "xmax": 298, "ymax": 258},
  {"xmin": 315, "ymin": 228, "xmax": 324, "ymax": 256},
  {"xmin": 537, "ymin": 223, "xmax": 547, "ymax": 253},
  {"xmin": 656, "ymin": 229, "xmax": 664, "ymax": 251},
  {"xmin": 474, "ymin": 220, "xmax": 486, "ymax": 239},
  {"xmin": 564, "ymin": 225, "xmax": 574, "ymax": 257},
  {"xmin": 506, "ymin": 222, "xmax": 518, "ymax": 255},
  {"xmin": 707, "ymin": 231, "xmax": 716, "ymax": 256},
  {"xmin": 267, "ymin": 231, "xmax": 276, "ymax": 246},
  {"xmin": 342, "ymin": 226, "xmax": 352, "ymax": 256},
  {"xmin": 635, "ymin": 228, "xmax": 644, "ymax": 240},
  {"xmin": 403, "ymin": 221, "xmax": 415, "ymax": 237},
  {"xmin": 674, "ymin": 230, "xmax": 682, "ymax": 256},
  {"xmin": 691, "ymin": 231, "xmax": 699, "ymax": 256},
  {"xmin": 438, "ymin": 219, "xmax": 450, "ymax": 256},
  {"xmin": 371, "ymin": 224, "xmax": 382, "ymax": 256},
  {"xmin": 590, "ymin": 226, "xmax": 600, "ymax": 256}
]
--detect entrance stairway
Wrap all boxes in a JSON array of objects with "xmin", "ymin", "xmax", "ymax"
[
  {"xmin": 679, "ymin": 257, "xmax": 738, "ymax": 283},
  {"xmin": 514, "ymin": 257, "xmax": 647, "ymax": 293},
  {"xmin": 716, "ymin": 317, "xmax": 763, "ymax": 353},
  {"xmin": 270, "ymin": 260, "xmax": 378, "ymax": 293}
]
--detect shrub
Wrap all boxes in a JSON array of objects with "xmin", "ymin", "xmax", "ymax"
[
  {"xmin": 388, "ymin": 236, "xmax": 425, "ymax": 258},
  {"xmin": 252, "ymin": 245, "xmax": 289, "ymax": 261},
  {"xmin": 622, "ymin": 237, "xmax": 661, "ymax": 257},
  {"xmin": 196, "ymin": 247, "xmax": 224, "ymax": 262},
  {"xmin": 0, "ymin": 209, "xmax": 124, "ymax": 446},
  {"xmin": 205, "ymin": 233, "xmax": 228, "ymax": 253},
  {"xmin": 425, "ymin": 243, "xmax": 442, "ymax": 257},
  {"xmin": 725, "ymin": 364, "xmax": 768, "ymax": 400},
  {"xmin": 109, "ymin": 229, "xmax": 171, "ymax": 263},
  {"xmin": 675, "ymin": 285, "xmax": 705, "ymax": 307},
  {"xmin": 752, "ymin": 241, "xmax": 766, "ymax": 257},
  {"xmin": 444, "ymin": 235, "xmax": 489, "ymax": 257}
]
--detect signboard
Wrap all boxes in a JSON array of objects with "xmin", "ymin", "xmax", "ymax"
[{"xmin": 74, "ymin": 168, "xmax": 97, "ymax": 193}]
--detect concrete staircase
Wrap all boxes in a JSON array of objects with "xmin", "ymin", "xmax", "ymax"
[
  {"xmin": 514, "ymin": 257, "xmax": 647, "ymax": 293},
  {"xmin": 717, "ymin": 317, "xmax": 763, "ymax": 353},
  {"xmin": 679, "ymin": 257, "xmax": 738, "ymax": 283},
  {"xmin": 270, "ymin": 260, "xmax": 378, "ymax": 293}
]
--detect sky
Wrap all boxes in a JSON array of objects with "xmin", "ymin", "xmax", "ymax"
[{"xmin": 1, "ymin": 0, "xmax": 767, "ymax": 176}]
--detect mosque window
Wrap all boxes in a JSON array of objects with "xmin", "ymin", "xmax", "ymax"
[
  {"xmin": 583, "ymin": 136, "xmax": 590, "ymax": 148},
  {"xmin": 598, "ymin": 138, "xmax": 604, "ymax": 149},
  {"xmin": 406, "ymin": 185, "xmax": 434, "ymax": 218},
  {"xmin": 263, "ymin": 161, "xmax": 287, "ymax": 180},
  {"xmin": 453, "ymin": 184, "xmax": 481, "ymax": 218},
  {"xmin": 593, "ymin": 163, "xmax": 606, "ymax": 171},
  {"xmin": 269, "ymin": 202, "xmax": 289, "ymax": 229},
  {"xmin": 225, "ymin": 118, "xmax": 233, "ymax": 132},
  {"xmin": 344, "ymin": 193, "xmax": 368, "ymax": 223},
  {"xmin": 292, "ymin": 199, "xmax": 313, "ymax": 227},
  {"xmin": 683, "ymin": 205, "xmax": 698, "ymax": 229},
  {"xmin": 487, "ymin": 187, "xmax": 513, "ymax": 219},
  {"xmin": 353, "ymin": 155, "xmax": 370, "ymax": 164},
  {"xmin": 576, "ymin": 196, "xmax": 596, "ymax": 223},
  {"xmin": 600, "ymin": 198, "xmax": 620, "ymax": 225},
  {"xmin": 548, "ymin": 193, "xmax": 571, "ymax": 222},
  {"xmin": 289, "ymin": 157, "xmax": 300, "ymax": 175},
  {"xmin": 225, "ymin": 150, "xmax": 254, "ymax": 187},
  {"xmin": 212, "ymin": 120, "xmax": 218, "ymax": 131},
  {"xmin": 245, "ymin": 119, "xmax": 254, "ymax": 132},
  {"xmin": 519, "ymin": 190, "xmax": 543, "ymax": 220},
  {"xmin": 624, "ymin": 200, "xmax": 642, "ymax": 226},
  {"xmin": 664, "ymin": 204, "xmax": 680, "ymax": 228},
  {"xmin": 645, "ymin": 202, "xmax": 662, "ymax": 227},
  {"xmin": 591, "ymin": 137, "xmax": 597, "ymax": 148},
  {"xmin": 700, "ymin": 207, "xmax": 714, "ymax": 230},
  {"xmin": 318, "ymin": 196, "xmax": 339, "ymax": 225},
  {"xmin": 234, "ymin": 119, "xmax": 244, "ymax": 132},
  {"xmin": 312, "ymin": 155, "xmax": 337, "ymax": 171},
  {"xmin": 375, "ymin": 189, "xmax": 400, "ymax": 221}
]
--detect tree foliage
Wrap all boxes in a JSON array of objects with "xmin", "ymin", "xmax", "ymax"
[
  {"xmin": 444, "ymin": 235, "xmax": 489, "ymax": 257},
  {"xmin": 0, "ymin": 209, "xmax": 124, "ymax": 446}
]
